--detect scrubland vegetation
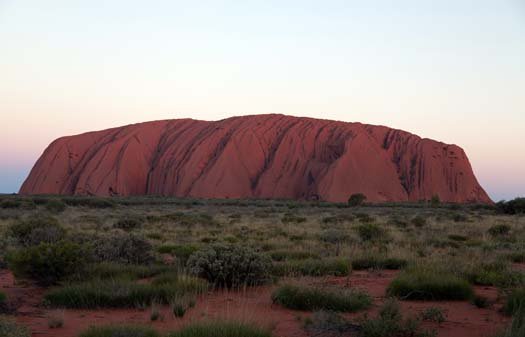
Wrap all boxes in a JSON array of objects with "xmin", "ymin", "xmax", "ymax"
[{"xmin": 0, "ymin": 195, "xmax": 524, "ymax": 336}]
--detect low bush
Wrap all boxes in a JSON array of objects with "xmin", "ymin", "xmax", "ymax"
[
  {"xmin": 496, "ymin": 198, "xmax": 525, "ymax": 215},
  {"xmin": 348, "ymin": 193, "xmax": 367, "ymax": 207},
  {"xmin": 269, "ymin": 250, "xmax": 318, "ymax": 262},
  {"xmin": 448, "ymin": 234, "xmax": 467, "ymax": 242},
  {"xmin": 304, "ymin": 311, "xmax": 360, "ymax": 336},
  {"xmin": 8, "ymin": 215, "xmax": 65, "ymax": 247},
  {"xmin": 157, "ymin": 244, "xmax": 199, "ymax": 263},
  {"xmin": 151, "ymin": 212, "xmax": 218, "ymax": 226},
  {"xmin": 356, "ymin": 223, "xmax": 384, "ymax": 242},
  {"xmin": 0, "ymin": 199, "xmax": 22, "ymax": 209},
  {"xmin": 387, "ymin": 267, "xmax": 473, "ymax": 301},
  {"xmin": 171, "ymin": 295, "xmax": 196, "ymax": 318},
  {"xmin": 322, "ymin": 214, "xmax": 355, "ymax": 225},
  {"xmin": 0, "ymin": 315, "xmax": 30, "ymax": 337},
  {"xmin": 411, "ymin": 216, "xmax": 427, "ymax": 227},
  {"xmin": 281, "ymin": 214, "xmax": 306, "ymax": 224},
  {"xmin": 272, "ymin": 284, "xmax": 371, "ymax": 312},
  {"xmin": 488, "ymin": 224, "xmax": 511, "ymax": 237},
  {"xmin": 272, "ymin": 258, "xmax": 350, "ymax": 277},
  {"xmin": 450, "ymin": 213, "xmax": 468, "ymax": 222},
  {"xmin": 355, "ymin": 213, "xmax": 374, "ymax": 223},
  {"xmin": 471, "ymin": 295, "xmax": 489, "ymax": 308},
  {"xmin": 113, "ymin": 216, "xmax": 143, "ymax": 231},
  {"xmin": 168, "ymin": 321, "xmax": 271, "ymax": 337},
  {"xmin": 360, "ymin": 299, "xmax": 435, "ymax": 337},
  {"xmin": 465, "ymin": 261, "xmax": 523, "ymax": 288},
  {"xmin": 8, "ymin": 241, "xmax": 87, "ymax": 285},
  {"xmin": 78, "ymin": 263, "xmax": 170, "ymax": 281},
  {"xmin": 45, "ymin": 200, "xmax": 67, "ymax": 214},
  {"xmin": 61, "ymin": 197, "xmax": 115, "ymax": 209},
  {"xmin": 320, "ymin": 229, "xmax": 349, "ymax": 244},
  {"xmin": 88, "ymin": 233, "xmax": 154, "ymax": 264},
  {"xmin": 503, "ymin": 288, "xmax": 525, "ymax": 316},
  {"xmin": 78, "ymin": 325, "xmax": 160, "ymax": 337},
  {"xmin": 44, "ymin": 277, "xmax": 206, "ymax": 309},
  {"xmin": 187, "ymin": 244, "xmax": 271, "ymax": 288},
  {"xmin": 388, "ymin": 216, "xmax": 408, "ymax": 228},
  {"xmin": 419, "ymin": 307, "xmax": 446, "ymax": 323},
  {"xmin": 506, "ymin": 251, "xmax": 525, "ymax": 263},
  {"xmin": 352, "ymin": 256, "xmax": 408, "ymax": 271}
]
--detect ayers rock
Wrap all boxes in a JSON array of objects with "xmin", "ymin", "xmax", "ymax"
[{"xmin": 20, "ymin": 114, "xmax": 492, "ymax": 203}]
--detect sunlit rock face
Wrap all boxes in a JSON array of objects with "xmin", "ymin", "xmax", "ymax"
[{"xmin": 20, "ymin": 114, "xmax": 492, "ymax": 204}]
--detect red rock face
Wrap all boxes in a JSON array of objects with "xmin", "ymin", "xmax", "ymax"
[{"xmin": 19, "ymin": 114, "xmax": 492, "ymax": 203}]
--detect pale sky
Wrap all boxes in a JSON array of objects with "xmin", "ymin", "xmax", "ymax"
[{"xmin": 1, "ymin": 0, "xmax": 524, "ymax": 200}]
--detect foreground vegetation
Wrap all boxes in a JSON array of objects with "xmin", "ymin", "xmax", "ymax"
[{"xmin": 0, "ymin": 195, "xmax": 524, "ymax": 336}]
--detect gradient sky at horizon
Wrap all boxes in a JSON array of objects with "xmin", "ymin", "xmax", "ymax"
[{"xmin": 1, "ymin": 0, "xmax": 524, "ymax": 200}]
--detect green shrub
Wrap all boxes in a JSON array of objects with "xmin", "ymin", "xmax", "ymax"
[
  {"xmin": 272, "ymin": 284, "xmax": 371, "ymax": 312},
  {"xmin": 152, "ymin": 212, "xmax": 217, "ymax": 226},
  {"xmin": 0, "ymin": 199, "xmax": 22, "ymax": 209},
  {"xmin": 360, "ymin": 299, "xmax": 435, "ymax": 337},
  {"xmin": 430, "ymin": 195, "xmax": 441, "ymax": 207},
  {"xmin": 45, "ymin": 200, "xmax": 66, "ymax": 213},
  {"xmin": 503, "ymin": 288, "xmax": 525, "ymax": 316},
  {"xmin": 272, "ymin": 258, "xmax": 350, "ymax": 277},
  {"xmin": 388, "ymin": 216, "xmax": 408, "ymax": 228},
  {"xmin": 79, "ymin": 263, "xmax": 170, "ymax": 281},
  {"xmin": 170, "ymin": 295, "xmax": 195, "ymax": 318},
  {"xmin": 352, "ymin": 256, "xmax": 408, "ymax": 270},
  {"xmin": 62, "ymin": 197, "xmax": 115, "ymax": 209},
  {"xmin": 8, "ymin": 215, "xmax": 65, "ymax": 247},
  {"xmin": 465, "ymin": 261, "xmax": 523, "ymax": 288},
  {"xmin": 0, "ymin": 292, "xmax": 5, "ymax": 305},
  {"xmin": 355, "ymin": 212, "xmax": 374, "ymax": 223},
  {"xmin": 269, "ymin": 250, "xmax": 318, "ymax": 262},
  {"xmin": 450, "ymin": 213, "xmax": 468, "ymax": 222},
  {"xmin": 356, "ymin": 223, "xmax": 384, "ymax": 242},
  {"xmin": 488, "ymin": 224, "xmax": 511, "ymax": 237},
  {"xmin": 348, "ymin": 193, "xmax": 366, "ymax": 207},
  {"xmin": 44, "ymin": 277, "xmax": 206, "ymax": 309},
  {"xmin": 157, "ymin": 244, "xmax": 199, "ymax": 263},
  {"xmin": 304, "ymin": 311, "xmax": 359, "ymax": 336},
  {"xmin": 496, "ymin": 198, "xmax": 525, "ymax": 215},
  {"xmin": 281, "ymin": 214, "xmax": 306, "ymax": 224},
  {"xmin": 471, "ymin": 295, "xmax": 489, "ymax": 308},
  {"xmin": 88, "ymin": 233, "xmax": 154, "ymax": 264},
  {"xmin": 448, "ymin": 234, "xmax": 467, "ymax": 242},
  {"xmin": 78, "ymin": 325, "xmax": 160, "ymax": 337},
  {"xmin": 387, "ymin": 268, "xmax": 473, "ymax": 301},
  {"xmin": 168, "ymin": 321, "xmax": 271, "ymax": 337},
  {"xmin": 187, "ymin": 244, "xmax": 271, "ymax": 288},
  {"xmin": 419, "ymin": 307, "xmax": 446, "ymax": 323},
  {"xmin": 322, "ymin": 214, "xmax": 355, "ymax": 224},
  {"xmin": 320, "ymin": 229, "xmax": 348, "ymax": 244},
  {"xmin": 411, "ymin": 216, "xmax": 427, "ymax": 227},
  {"xmin": 507, "ymin": 251, "xmax": 525, "ymax": 263},
  {"xmin": 0, "ymin": 316, "xmax": 30, "ymax": 337},
  {"xmin": 8, "ymin": 241, "xmax": 87, "ymax": 285},
  {"xmin": 113, "ymin": 216, "xmax": 143, "ymax": 231}
]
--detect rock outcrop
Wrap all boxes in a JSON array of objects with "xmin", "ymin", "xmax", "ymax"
[{"xmin": 20, "ymin": 114, "xmax": 492, "ymax": 203}]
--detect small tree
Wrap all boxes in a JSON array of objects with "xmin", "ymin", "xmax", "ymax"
[
  {"xmin": 348, "ymin": 193, "xmax": 366, "ymax": 207},
  {"xmin": 430, "ymin": 195, "xmax": 441, "ymax": 207},
  {"xmin": 7, "ymin": 241, "xmax": 87, "ymax": 285}
]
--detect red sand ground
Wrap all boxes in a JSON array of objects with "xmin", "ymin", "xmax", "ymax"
[
  {"xmin": 0, "ymin": 269, "xmax": 509, "ymax": 337},
  {"xmin": 20, "ymin": 114, "xmax": 491, "ymax": 203}
]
